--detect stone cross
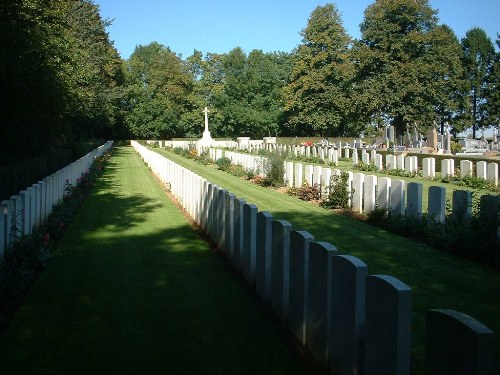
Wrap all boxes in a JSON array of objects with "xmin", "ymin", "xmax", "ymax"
[{"xmin": 203, "ymin": 106, "xmax": 210, "ymax": 133}]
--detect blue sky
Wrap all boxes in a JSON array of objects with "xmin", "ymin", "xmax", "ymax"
[{"xmin": 94, "ymin": 0, "xmax": 499, "ymax": 59}]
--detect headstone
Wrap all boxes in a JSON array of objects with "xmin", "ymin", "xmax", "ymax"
[
  {"xmin": 307, "ymin": 242, "xmax": 338, "ymax": 363},
  {"xmin": 344, "ymin": 148, "xmax": 350, "ymax": 159},
  {"xmin": 271, "ymin": 220, "xmax": 293, "ymax": 321},
  {"xmin": 406, "ymin": 182, "xmax": 423, "ymax": 218},
  {"xmin": 242, "ymin": 203, "xmax": 258, "ymax": 284},
  {"xmin": 351, "ymin": 173, "xmax": 364, "ymax": 213},
  {"xmin": 422, "ymin": 158, "xmax": 435, "ymax": 178},
  {"xmin": 288, "ymin": 230, "xmax": 314, "ymax": 345},
  {"xmin": 256, "ymin": 211, "xmax": 273, "ymax": 301},
  {"xmin": 476, "ymin": 161, "xmax": 487, "ymax": 180},
  {"xmin": 0, "ymin": 202, "xmax": 6, "ymax": 257},
  {"xmin": 452, "ymin": 190, "xmax": 472, "ymax": 225},
  {"xmin": 428, "ymin": 186, "xmax": 446, "ymax": 222},
  {"xmin": 390, "ymin": 180, "xmax": 406, "ymax": 216},
  {"xmin": 321, "ymin": 168, "xmax": 332, "ymax": 197},
  {"xmin": 363, "ymin": 175, "xmax": 377, "ymax": 214},
  {"xmin": 487, "ymin": 162, "xmax": 498, "ymax": 186},
  {"xmin": 374, "ymin": 154, "xmax": 383, "ymax": 170},
  {"xmin": 313, "ymin": 166, "xmax": 322, "ymax": 186},
  {"xmin": 330, "ymin": 255, "xmax": 368, "ymax": 375},
  {"xmin": 364, "ymin": 275, "xmax": 412, "ymax": 374},
  {"xmin": 304, "ymin": 165, "xmax": 314, "ymax": 186},
  {"xmin": 377, "ymin": 177, "xmax": 391, "ymax": 211},
  {"xmin": 294, "ymin": 163, "xmax": 303, "ymax": 188},
  {"xmin": 460, "ymin": 160, "xmax": 473, "ymax": 178},
  {"xmin": 352, "ymin": 150, "xmax": 359, "ymax": 166},
  {"xmin": 224, "ymin": 193, "xmax": 235, "ymax": 256},
  {"xmin": 479, "ymin": 195, "xmax": 500, "ymax": 223},
  {"xmin": 397, "ymin": 155, "xmax": 405, "ymax": 170},
  {"xmin": 427, "ymin": 127, "xmax": 438, "ymax": 152},
  {"xmin": 386, "ymin": 154, "xmax": 397, "ymax": 170},
  {"xmin": 425, "ymin": 309, "xmax": 494, "ymax": 374},
  {"xmin": 441, "ymin": 159, "xmax": 454, "ymax": 178},
  {"xmin": 285, "ymin": 162, "xmax": 294, "ymax": 187},
  {"xmin": 388, "ymin": 125, "xmax": 395, "ymax": 143},
  {"xmin": 232, "ymin": 197, "xmax": 246, "ymax": 269}
]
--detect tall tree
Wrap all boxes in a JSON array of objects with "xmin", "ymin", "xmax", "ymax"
[
  {"xmin": 354, "ymin": 0, "xmax": 463, "ymax": 137},
  {"xmin": 461, "ymin": 28, "xmax": 495, "ymax": 138},
  {"xmin": 486, "ymin": 35, "xmax": 500, "ymax": 128},
  {"xmin": 0, "ymin": 0, "xmax": 123, "ymax": 164},
  {"xmin": 123, "ymin": 42, "xmax": 193, "ymax": 139},
  {"xmin": 282, "ymin": 3, "xmax": 354, "ymax": 136}
]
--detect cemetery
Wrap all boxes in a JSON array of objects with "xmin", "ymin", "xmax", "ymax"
[
  {"xmin": 0, "ymin": 137, "xmax": 498, "ymax": 373},
  {"xmin": 132, "ymin": 139, "xmax": 500, "ymax": 373},
  {"xmin": 2, "ymin": 1, "xmax": 499, "ymax": 373}
]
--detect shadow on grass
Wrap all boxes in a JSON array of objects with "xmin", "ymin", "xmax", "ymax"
[
  {"xmin": 266, "ymin": 207, "xmax": 500, "ymax": 372},
  {"xmin": 0, "ymin": 153, "xmax": 308, "ymax": 375}
]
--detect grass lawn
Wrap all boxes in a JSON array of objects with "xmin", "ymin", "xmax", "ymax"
[
  {"xmin": 0, "ymin": 147, "xmax": 308, "ymax": 375},
  {"xmin": 154, "ymin": 147, "xmax": 500, "ymax": 372}
]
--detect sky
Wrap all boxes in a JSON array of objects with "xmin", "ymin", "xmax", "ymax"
[{"xmin": 94, "ymin": 0, "xmax": 499, "ymax": 60}]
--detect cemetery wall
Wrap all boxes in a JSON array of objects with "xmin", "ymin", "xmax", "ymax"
[
  {"xmin": 131, "ymin": 141, "xmax": 495, "ymax": 374},
  {"xmin": 0, "ymin": 141, "xmax": 114, "ymax": 258}
]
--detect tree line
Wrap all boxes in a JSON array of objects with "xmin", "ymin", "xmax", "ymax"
[{"xmin": 1, "ymin": 0, "xmax": 499, "ymax": 167}]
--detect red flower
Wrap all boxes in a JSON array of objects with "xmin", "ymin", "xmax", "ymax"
[
  {"xmin": 59, "ymin": 223, "xmax": 64, "ymax": 228},
  {"xmin": 43, "ymin": 233, "xmax": 50, "ymax": 241}
]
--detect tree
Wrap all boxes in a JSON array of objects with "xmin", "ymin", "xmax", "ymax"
[
  {"xmin": 0, "ymin": 0, "xmax": 123, "ymax": 164},
  {"xmin": 485, "ymin": 35, "xmax": 500, "ymax": 128},
  {"xmin": 282, "ymin": 3, "xmax": 354, "ymax": 136},
  {"xmin": 123, "ymin": 42, "xmax": 194, "ymax": 139},
  {"xmin": 461, "ymin": 28, "xmax": 495, "ymax": 137},
  {"xmin": 354, "ymin": 0, "xmax": 463, "ymax": 137}
]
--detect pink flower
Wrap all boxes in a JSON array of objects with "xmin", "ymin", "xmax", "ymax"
[
  {"xmin": 43, "ymin": 233, "xmax": 50, "ymax": 241},
  {"xmin": 66, "ymin": 179, "xmax": 69, "ymax": 183},
  {"xmin": 59, "ymin": 223, "xmax": 64, "ymax": 228}
]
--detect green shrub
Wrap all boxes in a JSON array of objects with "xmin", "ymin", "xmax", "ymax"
[
  {"xmin": 216, "ymin": 157, "xmax": 232, "ymax": 171},
  {"xmin": 321, "ymin": 172, "xmax": 351, "ymax": 209},
  {"xmin": 353, "ymin": 162, "xmax": 378, "ymax": 172},
  {"xmin": 263, "ymin": 153, "xmax": 285, "ymax": 187}
]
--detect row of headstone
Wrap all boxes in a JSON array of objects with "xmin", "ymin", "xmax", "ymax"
[
  {"xmin": 349, "ymin": 150, "xmax": 499, "ymax": 185},
  {"xmin": 132, "ymin": 141, "xmax": 495, "ymax": 374},
  {"xmin": 0, "ymin": 141, "xmax": 114, "ymax": 258},
  {"xmin": 207, "ymin": 149, "xmax": 498, "ymax": 221}
]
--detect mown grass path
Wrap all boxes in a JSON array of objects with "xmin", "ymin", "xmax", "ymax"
[
  {"xmin": 0, "ymin": 147, "xmax": 308, "ymax": 375},
  {"xmin": 155, "ymin": 147, "xmax": 500, "ymax": 371}
]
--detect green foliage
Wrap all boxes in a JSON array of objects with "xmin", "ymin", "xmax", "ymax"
[
  {"xmin": 353, "ymin": 162, "xmax": 378, "ymax": 172},
  {"xmin": 216, "ymin": 157, "xmax": 232, "ymax": 171},
  {"xmin": 123, "ymin": 42, "xmax": 194, "ymax": 139},
  {"xmin": 282, "ymin": 4, "xmax": 355, "ymax": 136},
  {"xmin": 354, "ymin": 0, "xmax": 463, "ymax": 136},
  {"xmin": 321, "ymin": 172, "xmax": 351, "ymax": 209},
  {"xmin": 486, "ymin": 36, "xmax": 500, "ymax": 126},
  {"xmin": 263, "ymin": 153, "xmax": 285, "ymax": 187},
  {"xmin": 0, "ymin": 0, "xmax": 123, "ymax": 165},
  {"xmin": 460, "ymin": 28, "xmax": 495, "ymax": 136}
]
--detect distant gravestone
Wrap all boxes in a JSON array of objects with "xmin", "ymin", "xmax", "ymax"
[{"xmin": 427, "ymin": 127, "xmax": 438, "ymax": 152}]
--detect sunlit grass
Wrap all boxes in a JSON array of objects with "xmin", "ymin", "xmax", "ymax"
[{"xmin": 155, "ymin": 147, "xmax": 500, "ymax": 372}]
